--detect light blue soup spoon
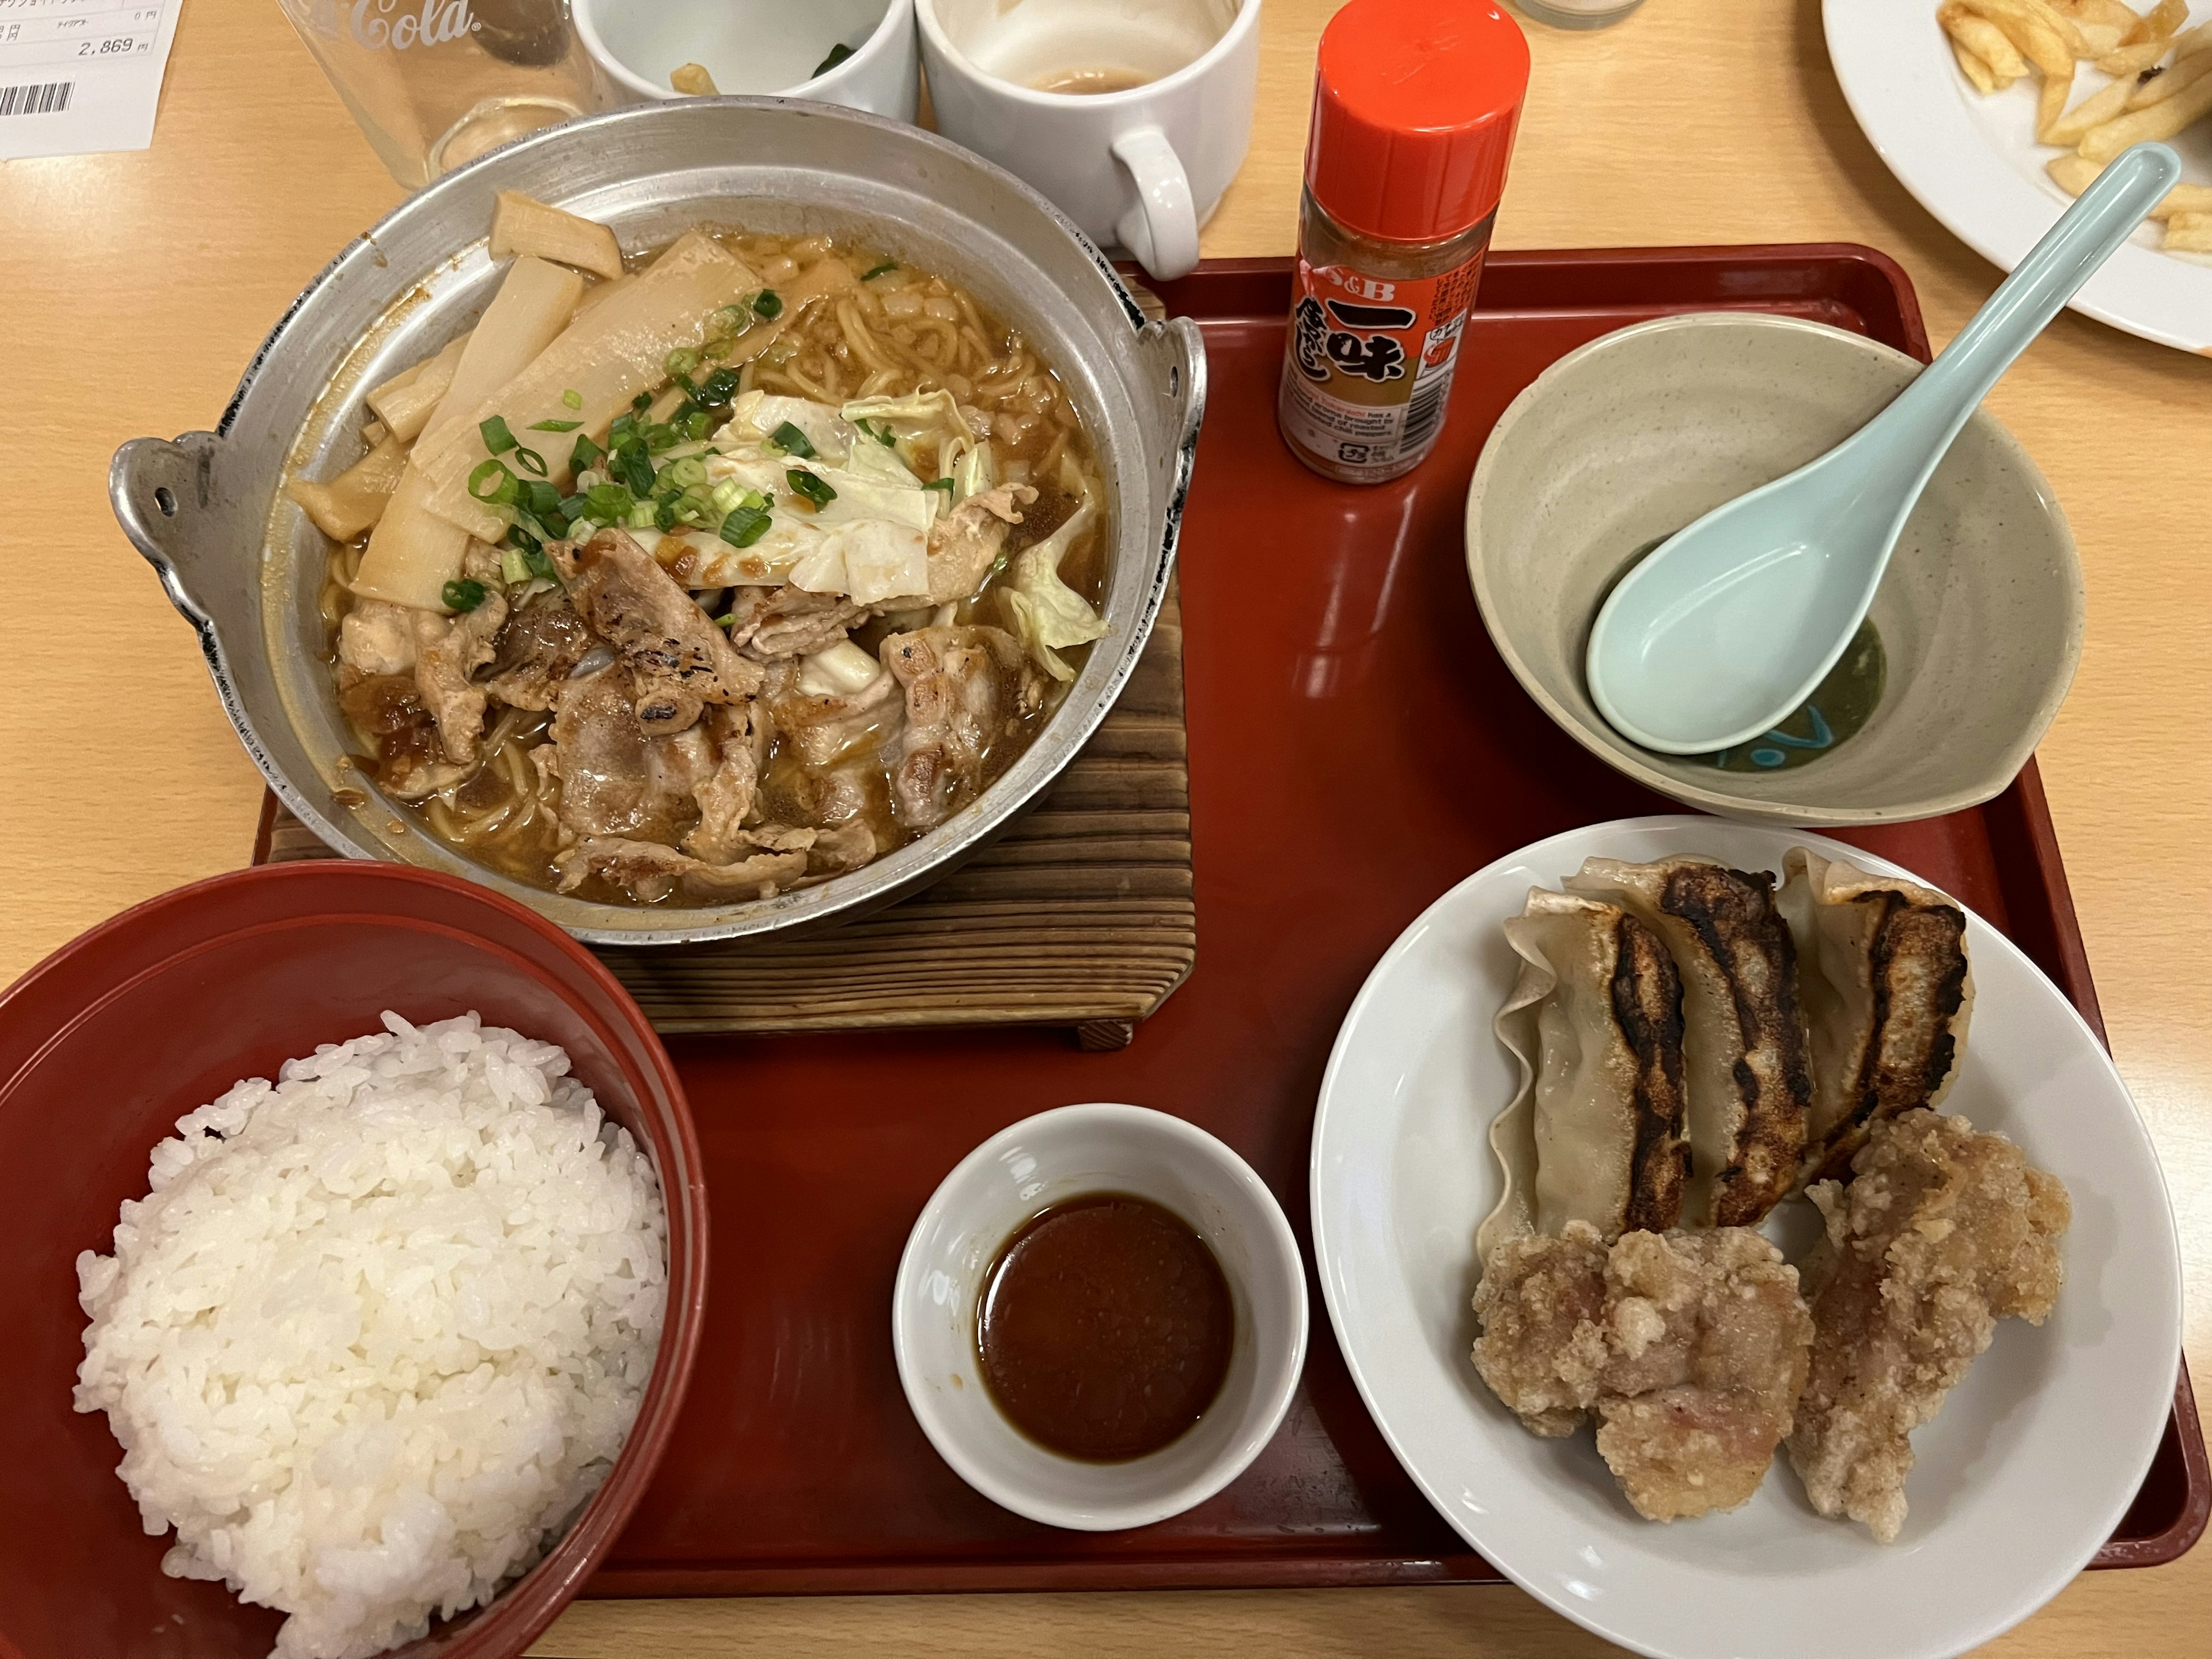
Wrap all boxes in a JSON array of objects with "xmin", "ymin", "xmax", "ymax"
[{"xmin": 1585, "ymin": 141, "xmax": 2181, "ymax": 756}]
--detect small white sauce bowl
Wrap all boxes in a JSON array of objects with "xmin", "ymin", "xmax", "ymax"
[
  {"xmin": 893, "ymin": 1103, "xmax": 1308, "ymax": 1531},
  {"xmin": 574, "ymin": 0, "xmax": 919, "ymax": 122}
]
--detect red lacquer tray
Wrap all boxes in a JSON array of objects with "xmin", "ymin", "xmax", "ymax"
[{"xmin": 294, "ymin": 248, "xmax": 2212, "ymax": 1594}]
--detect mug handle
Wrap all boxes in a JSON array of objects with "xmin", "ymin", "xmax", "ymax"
[{"xmin": 1110, "ymin": 126, "xmax": 1200, "ymax": 282}]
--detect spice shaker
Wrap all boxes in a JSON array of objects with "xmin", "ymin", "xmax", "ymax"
[{"xmin": 1277, "ymin": 0, "xmax": 1530, "ymax": 485}]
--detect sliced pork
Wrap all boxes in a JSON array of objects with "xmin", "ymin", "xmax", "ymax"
[
  {"xmin": 553, "ymin": 529, "xmax": 762, "ymax": 733},
  {"xmin": 412, "ymin": 592, "xmax": 507, "ymax": 765},
  {"xmin": 486, "ymin": 589, "xmax": 594, "ymax": 711},
  {"xmin": 555, "ymin": 836, "xmax": 810, "ymax": 902},
  {"xmin": 725, "ymin": 583, "xmax": 872, "ymax": 660},
  {"xmin": 880, "ymin": 624, "xmax": 1044, "ymax": 830},
  {"xmin": 337, "ymin": 600, "xmax": 418, "ymax": 681},
  {"xmin": 915, "ymin": 482, "xmax": 1035, "ymax": 604}
]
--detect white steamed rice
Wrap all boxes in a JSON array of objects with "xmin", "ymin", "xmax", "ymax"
[{"xmin": 73, "ymin": 1012, "xmax": 668, "ymax": 1659}]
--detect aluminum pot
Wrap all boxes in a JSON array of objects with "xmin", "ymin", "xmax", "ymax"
[{"xmin": 111, "ymin": 98, "xmax": 1204, "ymax": 948}]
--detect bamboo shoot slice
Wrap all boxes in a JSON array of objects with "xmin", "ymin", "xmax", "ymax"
[
  {"xmin": 490, "ymin": 190, "xmax": 625, "ymax": 281},
  {"xmin": 354, "ymin": 255, "xmax": 584, "ymax": 608},
  {"xmin": 415, "ymin": 231, "xmax": 763, "ymax": 539},
  {"xmin": 286, "ymin": 434, "xmax": 408, "ymax": 540},
  {"xmin": 366, "ymin": 334, "xmax": 469, "ymax": 443}
]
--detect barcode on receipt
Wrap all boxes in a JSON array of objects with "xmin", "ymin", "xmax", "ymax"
[{"xmin": 0, "ymin": 81, "xmax": 74, "ymax": 118}]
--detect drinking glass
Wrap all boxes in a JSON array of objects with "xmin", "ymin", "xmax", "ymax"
[{"xmin": 277, "ymin": 0, "xmax": 609, "ymax": 187}]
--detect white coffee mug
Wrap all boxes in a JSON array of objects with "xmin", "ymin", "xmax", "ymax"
[
  {"xmin": 916, "ymin": 0, "xmax": 1261, "ymax": 281},
  {"xmin": 575, "ymin": 0, "xmax": 921, "ymax": 122}
]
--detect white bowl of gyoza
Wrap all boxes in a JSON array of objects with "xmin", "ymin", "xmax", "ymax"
[{"xmin": 111, "ymin": 99, "xmax": 1200, "ymax": 945}]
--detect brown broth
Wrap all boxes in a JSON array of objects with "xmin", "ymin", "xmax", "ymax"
[
  {"xmin": 320, "ymin": 226, "xmax": 1107, "ymax": 905},
  {"xmin": 975, "ymin": 1194, "xmax": 1234, "ymax": 1462}
]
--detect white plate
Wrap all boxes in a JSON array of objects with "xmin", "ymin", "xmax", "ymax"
[
  {"xmin": 1310, "ymin": 816, "xmax": 2181, "ymax": 1659},
  {"xmin": 1825, "ymin": 0, "xmax": 2212, "ymax": 355}
]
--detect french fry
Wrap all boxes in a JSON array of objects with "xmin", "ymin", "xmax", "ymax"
[
  {"xmin": 2163, "ymin": 211, "xmax": 2212, "ymax": 251},
  {"xmin": 2098, "ymin": 38, "xmax": 2177, "ymax": 73},
  {"xmin": 2126, "ymin": 0, "xmax": 2188, "ymax": 42},
  {"xmin": 2128, "ymin": 48, "xmax": 2212, "ymax": 107},
  {"xmin": 1952, "ymin": 35, "xmax": 2003, "ymax": 91},
  {"xmin": 2047, "ymin": 151, "xmax": 2212, "ymax": 217},
  {"xmin": 2019, "ymin": 0, "xmax": 2091, "ymax": 55},
  {"xmin": 2037, "ymin": 62, "xmax": 2077, "ymax": 137},
  {"xmin": 2080, "ymin": 70, "xmax": 2212, "ymax": 158},
  {"xmin": 2047, "ymin": 152, "xmax": 2106, "ymax": 194},
  {"xmin": 1956, "ymin": 0, "xmax": 2078, "ymax": 75},
  {"xmin": 2150, "ymin": 182, "xmax": 2212, "ymax": 217},
  {"xmin": 1942, "ymin": 2, "xmax": 2033, "ymax": 77},
  {"xmin": 2174, "ymin": 20, "xmax": 2212, "ymax": 59},
  {"xmin": 2043, "ymin": 73, "xmax": 2135, "ymax": 141},
  {"xmin": 2058, "ymin": 0, "xmax": 2146, "ymax": 29},
  {"xmin": 2074, "ymin": 21, "xmax": 2129, "ymax": 54}
]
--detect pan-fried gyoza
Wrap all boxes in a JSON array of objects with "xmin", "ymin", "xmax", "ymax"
[{"xmin": 295, "ymin": 193, "xmax": 1108, "ymax": 906}]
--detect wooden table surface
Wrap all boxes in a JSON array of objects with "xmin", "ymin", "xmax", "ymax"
[{"xmin": 1, "ymin": 0, "xmax": 2203, "ymax": 1653}]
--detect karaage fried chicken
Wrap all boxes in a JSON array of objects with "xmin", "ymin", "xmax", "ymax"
[
  {"xmin": 1473, "ymin": 1222, "xmax": 1813, "ymax": 1520},
  {"xmin": 1786, "ymin": 1109, "xmax": 2070, "ymax": 1542}
]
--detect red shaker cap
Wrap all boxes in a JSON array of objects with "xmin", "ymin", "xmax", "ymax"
[{"xmin": 1305, "ymin": 0, "xmax": 1531, "ymax": 244}]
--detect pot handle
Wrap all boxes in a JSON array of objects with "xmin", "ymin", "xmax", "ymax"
[
  {"xmin": 111, "ymin": 431, "xmax": 229, "ymax": 630},
  {"xmin": 1135, "ymin": 315, "xmax": 1207, "ymax": 554}
]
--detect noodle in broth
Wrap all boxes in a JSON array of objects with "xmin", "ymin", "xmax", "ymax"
[{"xmin": 312, "ymin": 224, "xmax": 1107, "ymax": 908}]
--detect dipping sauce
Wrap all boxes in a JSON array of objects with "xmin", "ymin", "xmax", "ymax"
[
  {"xmin": 976, "ymin": 1193, "xmax": 1234, "ymax": 1461},
  {"xmin": 1707, "ymin": 618, "xmax": 1887, "ymax": 774}
]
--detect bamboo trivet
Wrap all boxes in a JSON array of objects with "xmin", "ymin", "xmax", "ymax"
[{"xmin": 260, "ymin": 581, "xmax": 1194, "ymax": 1048}]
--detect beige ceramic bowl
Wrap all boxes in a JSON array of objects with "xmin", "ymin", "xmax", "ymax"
[{"xmin": 1465, "ymin": 313, "xmax": 2083, "ymax": 825}]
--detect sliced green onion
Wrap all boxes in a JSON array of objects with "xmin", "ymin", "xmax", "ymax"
[
  {"xmin": 468, "ymin": 458, "xmax": 518, "ymax": 503},
  {"xmin": 709, "ymin": 478, "xmax": 747, "ymax": 513},
  {"xmin": 665, "ymin": 347, "xmax": 701, "ymax": 379},
  {"xmin": 786, "ymin": 467, "xmax": 836, "ymax": 508},
  {"xmin": 521, "ymin": 480, "xmax": 563, "ymax": 519},
  {"xmin": 769, "ymin": 421, "xmax": 816, "ymax": 459},
  {"xmin": 752, "ymin": 289, "xmax": 783, "ymax": 320},
  {"xmin": 562, "ymin": 388, "xmax": 584, "ymax": 410},
  {"xmin": 654, "ymin": 497, "xmax": 680, "ymax": 532},
  {"xmin": 720, "ymin": 503, "xmax": 772, "ymax": 547},
  {"xmin": 642, "ymin": 421, "xmax": 680, "ymax": 452},
  {"xmin": 855, "ymin": 417, "xmax": 896, "ymax": 447},
  {"xmin": 813, "ymin": 41, "xmax": 854, "ymax": 76},
  {"xmin": 524, "ymin": 544, "xmax": 556, "ymax": 579},
  {"xmin": 528, "ymin": 417, "xmax": 583, "ymax": 433},
  {"xmin": 479, "ymin": 415, "xmax": 517, "ymax": 455},
  {"xmin": 861, "ymin": 260, "xmax": 897, "ymax": 281},
  {"xmin": 632, "ymin": 390, "xmax": 654, "ymax": 412},
  {"xmin": 713, "ymin": 612, "xmax": 736, "ymax": 628},
  {"xmin": 615, "ymin": 443, "xmax": 656, "ymax": 496},
  {"xmin": 698, "ymin": 367, "xmax": 740, "ymax": 405},
  {"xmin": 512, "ymin": 445, "xmax": 548, "ymax": 477},
  {"xmin": 500, "ymin": 546, "xmax": 531, "ymax": 585},
  {"xmin": 570, "ymin": 432, "xmax": 604, "ymax": 473},
  {"xmin": 661, "ymin": 455, "xmax": 710, "ymax": 490},
  {"xmin": 681, "ymin": 409, "xmax": 714, "ymax": 441},
  {"xmin": 922, "ymin": 476, "xmax": 955, "ymax": 494},
  {"xmin": 585, "ymin": 481, "xmax": 638, "ymax": 521},
  {"xmin": 626, "ymin": 501, "xmax": 657, "ymax": 529},
  {"xmin": 442, "ymin": 578, "xmax": 487, "ymax": 612},
  {"xmin": 608, "ymin": 412, "xmax": 637, "ymax": 447}
]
